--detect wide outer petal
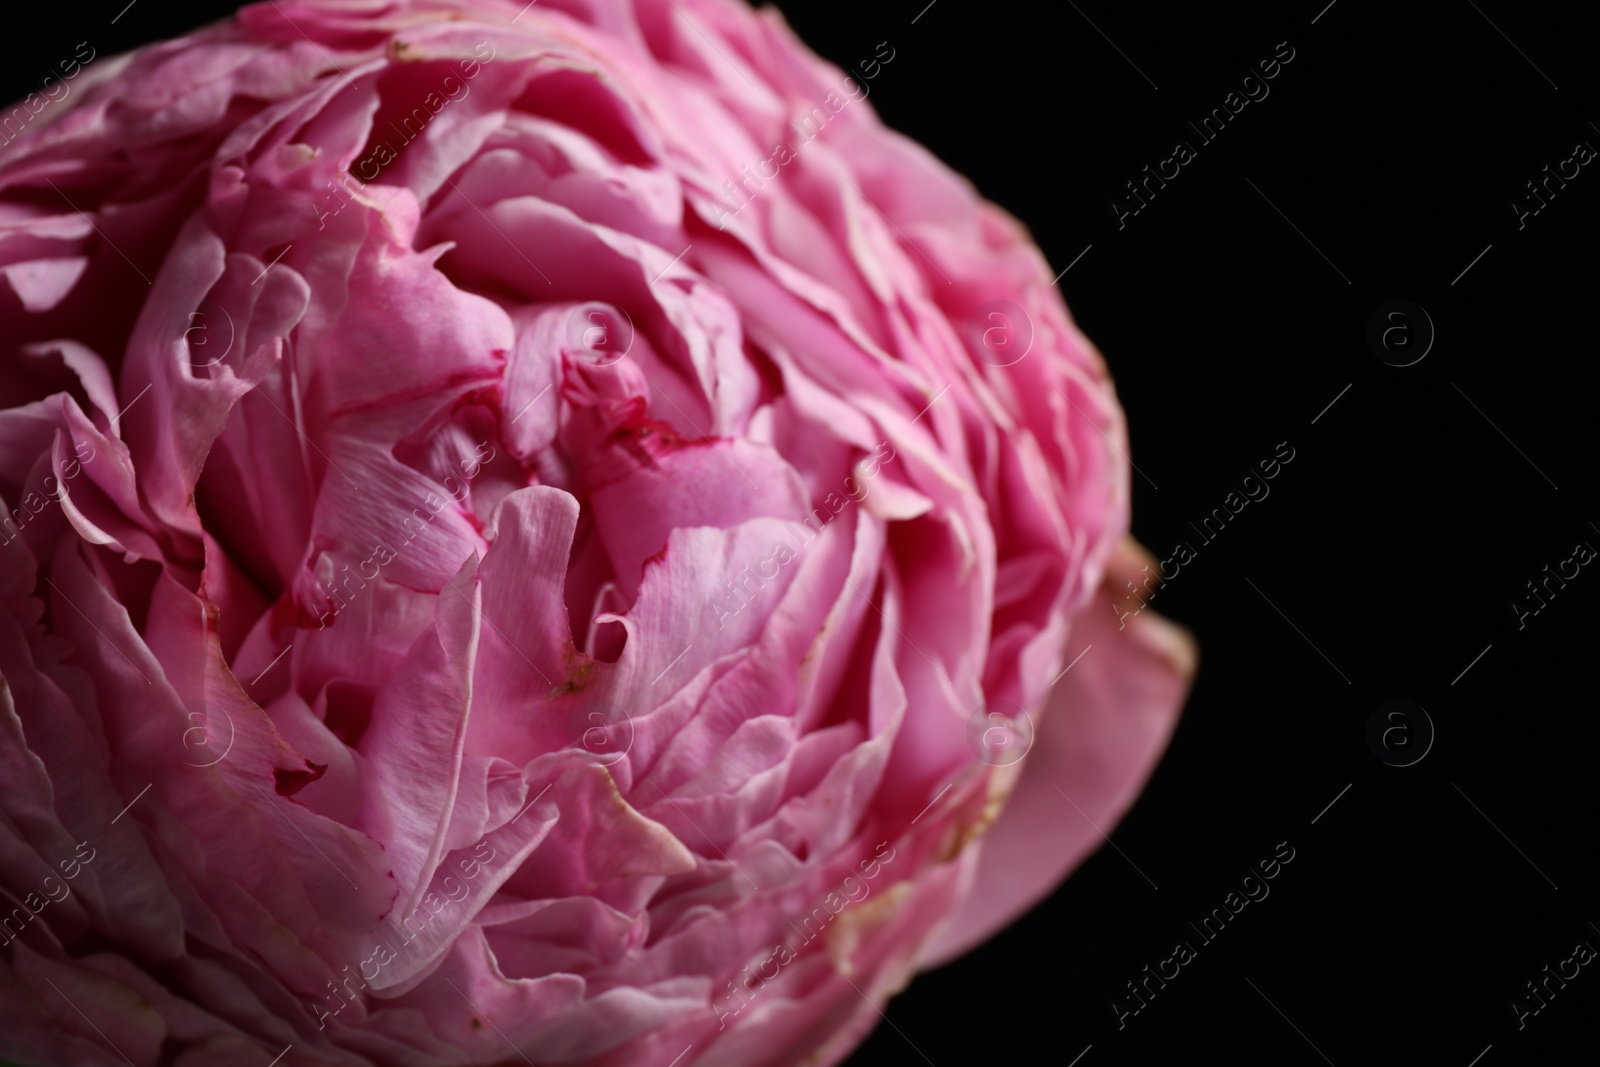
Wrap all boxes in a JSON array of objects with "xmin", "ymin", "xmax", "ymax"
[{"xmin": 920, "ymin": 537, "xmax": 1197, "ymax": 967}]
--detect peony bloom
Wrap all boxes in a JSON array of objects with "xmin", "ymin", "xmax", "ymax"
[{"xmin": 0, "ymin": 0, "xmax": 1195, "ymax": 1064}]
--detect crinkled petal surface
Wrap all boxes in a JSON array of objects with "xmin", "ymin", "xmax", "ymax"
[{"xmin": 0, "ymin": 2, "xmax": 1194, "ymax": 1065}]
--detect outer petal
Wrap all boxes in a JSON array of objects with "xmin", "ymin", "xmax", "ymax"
[{"xmin": 921, "ymin": 537, "xmax": 1197, "ymax": 967}]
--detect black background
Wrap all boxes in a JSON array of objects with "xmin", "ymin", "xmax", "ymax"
[{"xmin": 7, "ymin": 1, "xmax": 1598, "ymax": 1065}]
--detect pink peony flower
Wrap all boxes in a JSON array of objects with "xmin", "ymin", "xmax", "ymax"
[{"xmin": 0, "ymin": 1, "xmax": 1195, "ymax": 1064}]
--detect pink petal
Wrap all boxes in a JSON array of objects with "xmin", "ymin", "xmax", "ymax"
[
  {"xmin": 0, "ymin": 256, "xmax": 88, "ymax": 312},
  {"xmin": 921, "ymin": 537, "xmax": 1197, "ymax": 967}
]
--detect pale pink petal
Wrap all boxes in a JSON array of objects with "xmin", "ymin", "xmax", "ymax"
[{"xmin": 922, "ymin": 538, "xmax": 1196, "ymax": 966}]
